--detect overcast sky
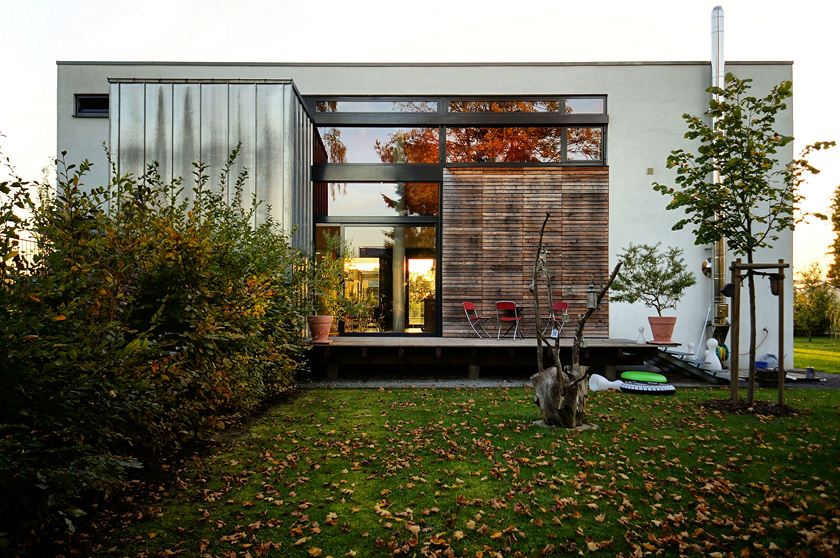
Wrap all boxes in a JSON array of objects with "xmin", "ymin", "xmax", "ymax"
[{"xmin": 1, "ymin": 0, "xmax": 837, "ymax": 272}]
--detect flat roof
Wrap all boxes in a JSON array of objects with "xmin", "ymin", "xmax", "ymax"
[{"xmin": 57, "ymin": 60, "xmax": 793, "ymax": 67}]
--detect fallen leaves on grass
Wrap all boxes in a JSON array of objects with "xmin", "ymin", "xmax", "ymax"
[{"xmin": 64, "ymin": 388, "xmax": 839, "ymax": 557}]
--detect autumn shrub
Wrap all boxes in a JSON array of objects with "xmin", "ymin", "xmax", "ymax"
[{"xmin": 0, "ymin": 150, "xmax": 307, "ymax": 547}]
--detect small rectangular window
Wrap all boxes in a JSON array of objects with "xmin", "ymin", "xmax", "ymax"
[
  {"xmin": 564, "ymin": 97, "xmax": 605, "ymax": 114},
  {"xmin": 566, "ymin": 127, "xmax": 604, "ymax": 160},
  {"xmin": 449, "ymin": 100, "xmax": 559, "ymax": 113},
  {"xmin": 315, "ymin": 100, "xmax": 437, "ymax": 113},
  {"xmin": 74, "ymin": 94, "xmax": 109, "ymax": 117}
]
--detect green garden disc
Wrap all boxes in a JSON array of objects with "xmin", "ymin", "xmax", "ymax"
[{"xmin": 620, "ymin": 371, "xmax": 668, "ymax": 384}]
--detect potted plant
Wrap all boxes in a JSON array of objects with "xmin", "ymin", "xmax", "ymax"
[
  {"xmin": 611, "ymin": 243, "xmax": 696, "ymax": 343},
  {"xmin": 306, "ymin": 234, "xmax": 349, "ymax": 343}
]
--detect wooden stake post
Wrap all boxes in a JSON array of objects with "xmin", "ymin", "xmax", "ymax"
[{"xmin": 728, "ymin": 260, "xmax": 789, "ymax": 406}]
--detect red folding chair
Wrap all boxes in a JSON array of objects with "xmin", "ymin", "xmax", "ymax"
[
  {"xmin": 541, "ymin": 301, "xmax": 569, "ymax": 337},
  {"xmin": 462, "ymin": 302, "xmax": 491, "ymax": 338},
  {"xmin": 495, "ymin": 301, "xmax": 523, "ymax": 339}
]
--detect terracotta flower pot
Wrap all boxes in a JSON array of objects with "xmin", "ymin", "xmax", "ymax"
[
  {"xmin": 648, "ymin": 316, "xmax": 677, "ymax": 344},
  {"xmin": 307, "ymin": 315, "xmax": 334, "ymax": 344}
]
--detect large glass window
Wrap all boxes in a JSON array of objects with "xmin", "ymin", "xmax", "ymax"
[
  {"xmin": 317, "ymin": 224, "xmax": 437, "ymax": 334},
  {"xmin": 446, "ymin": 127, "xmax": 563, "ymax": 163},
  {"xmin": 319, "ymin": 127, "xmax": 439, "ymax": 163},
  {"xmin": 316, "ymin": 182, "xmax": 439, "ymax": 217}
]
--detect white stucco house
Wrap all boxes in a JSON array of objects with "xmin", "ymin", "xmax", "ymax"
[{"xmin": 56, "ymin": 59, "xmax": 795, "ymax": 367}]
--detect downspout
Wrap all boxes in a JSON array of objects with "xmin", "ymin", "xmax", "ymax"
[{"xmin": 711, "ymin": 6, "xmax": 728, "ymax": 330}]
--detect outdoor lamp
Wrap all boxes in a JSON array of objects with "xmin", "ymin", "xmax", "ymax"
[
  {"xmin": 769, "ymin": 273, "xmax": 781, "ymax": 296},
  {"xmin": 720, "ymin": 283, "xmax": 735, "ymax": 298},
  {"xmin": 586, "ymin": 280, "xmax": 597, "ymax": 309}
]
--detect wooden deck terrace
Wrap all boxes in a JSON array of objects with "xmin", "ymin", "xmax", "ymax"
[{"xmin": 307, "ymin": 336, "xmax": 661, "ymax": 380}]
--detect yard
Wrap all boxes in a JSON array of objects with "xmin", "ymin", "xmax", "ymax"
[
  {"xmin": 794, "ymin": 336, "xmax": 840, "ymax": 374},
  {"xmin": 74, "ymin": 387, "xmax": 839, "ymax": 557}
]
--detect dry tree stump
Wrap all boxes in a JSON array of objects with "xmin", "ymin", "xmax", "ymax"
[{"xmin": 529, "ymin": 212, "xmax": 621, "ymax": 428}]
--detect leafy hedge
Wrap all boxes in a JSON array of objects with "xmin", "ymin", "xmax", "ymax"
[{"xmin": 0, "ymin": 150, "xmax": 308, "ymax": 547}]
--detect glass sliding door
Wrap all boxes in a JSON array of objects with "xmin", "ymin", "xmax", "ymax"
[{"xmin": 317, "ymin": 224, "xmax": 437, "ymax": 334}]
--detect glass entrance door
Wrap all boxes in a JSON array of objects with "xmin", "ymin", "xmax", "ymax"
[{"xmin": 316, "ymin": 224, "xmax": 437, "ymax": 334}]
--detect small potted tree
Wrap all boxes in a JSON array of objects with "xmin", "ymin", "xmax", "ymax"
[
  {"xmin": 306, "ymin": 234, "xmax": 348, "ymax": 343},
  {"xmin": 611, "ymin": 243, "xmax": 696, "ymax": 343}
]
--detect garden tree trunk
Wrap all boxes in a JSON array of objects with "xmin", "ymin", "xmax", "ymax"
[
  {"xmin": 531, "ymin": 367, "xmax": 587, "ymax": 427},
  {"xmin": 529, "ymin": 213, "xmax": 622, "ymax": 428},
  {"xmin": 747, "ymin": 257, "xmax": 758, "ymax": 405}
]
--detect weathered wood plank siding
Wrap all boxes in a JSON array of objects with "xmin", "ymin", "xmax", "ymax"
[{"xmin": 442, "ymin": 167, "xmax": 609, "ymax": 337}]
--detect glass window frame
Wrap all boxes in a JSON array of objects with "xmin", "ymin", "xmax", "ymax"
[
  {"xmin": 314, "ymin": 176, "xmax": 443, "ymax": 336},
  {"xmin": 314, "ymin": 222, "xmax": 441, "ymax": 336},
  {"xmin": 307, "ymin": 94, "xmax": 608, "ymax": 336},
  {"xmin": 315, "ymin": 181, "xmax": 441, "ymax": 218},
  {"xmin": 314, "ymin": 99, "xmax": 439, "ymax": 113},
  {"xmin": 74, "ymin": 93, "xmax": 109, "ymax": 117},
  {"xmin": 308, "ymin": 95, "xmax": 607, "ymax": 170},
  {"xmin": 564, "ymin": 96, "xmax": 607, "ymax": 115},
  {"xmin": 448, "ymin": 99, "xmax": 561, "ymax": 113},
  {"xmin": 317, "ymin": 126, "xmax": 442, "ymax": 164},
  {"xmin": 444, "ymin": 126, "xmax": 565, "ymax": 165}
]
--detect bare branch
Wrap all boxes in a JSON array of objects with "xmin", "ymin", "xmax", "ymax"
[{"xmin": 570, "ymin": 262, "xmax": 623, "ymax": 379}]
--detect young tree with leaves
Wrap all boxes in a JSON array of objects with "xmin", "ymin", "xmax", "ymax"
[{"xmin": 653, "ymin": 73, "xmax": 834, "ymax": 405}]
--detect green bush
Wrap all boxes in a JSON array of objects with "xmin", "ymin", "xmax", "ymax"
[{"xmin": 0, "ymin": 149, "xmax": 307, "ymax": 548}]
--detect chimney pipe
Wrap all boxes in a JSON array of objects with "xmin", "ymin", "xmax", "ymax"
[
  {"xmin": 711, "ymin": 6, "xmax": 725, "ymax": 91},
  {"xmin": 711, "ymin": 5, "xmax": 728, "ymax": 328}
]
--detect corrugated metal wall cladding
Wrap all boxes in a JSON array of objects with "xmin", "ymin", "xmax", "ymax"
[
  {"xmin": 144, "ymin": 83, "xmax": 173, "ymax": 185},
  {"xmin": 109, "ymin": 81, "xmax": 316, "ymax": 247},
  {"xmin": 228, "ymin": 83, "xmax": 257, "ymax": 209},
  {"xmin": 172, "ymin": 84, "xmax": 200, "ymax": 200},
  {"xmin": 117, "ymin": 83, "xmax": 145, "ymax": 179}
]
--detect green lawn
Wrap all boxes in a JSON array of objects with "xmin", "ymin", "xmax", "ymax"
[
  {"xmin": 80, "ymin": 388, "xmax": 839, "ymax": 557},
  {"xmin": 794, "ymin": 336, "xmax": 840, "ymax": 374}
]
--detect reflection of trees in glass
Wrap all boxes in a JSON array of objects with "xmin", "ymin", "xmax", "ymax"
[
  {"xmin": 449, "ymin": 100, "xmax": 560, "ymax": 113},
  {"xmin": 315, "ymin": 101, "xmax": 338, "ymax": 112},
  {"xmin": 382, "ymin": 226, "xmax": 436, "ymax": 252},
  {"xmin": 409, "ymin": 271, "xmax": 435, "ymax": 300},
  {"xmin": 316, "ymin": 103, "xmax": 603, "ymax": 166},
  {"xmin": 319, "ymin": 127, "xmax": 438, "ymax": 164},
  {"xmin": 381, "ymin": 183, "xmax": 439, "ymax": 216},
  {"xmin": 408, "ymin": 268, "xmax": 435, "ymax": 322},
  {"xmin": 406, "ymin": 226, "xmax": 436, "ymax": 249},
  {"xmin": 393, "ymin": 101, "xmax": 436, "ymax": 113},
  {"xmin": 446, "ymin": 127, "xmax": 563, "ymax": 163},
  {"xmin": 321, "ymin": 128, "xmax": 347, "ymax": 163},
  {"xmin": 566, "ymin": 127, "xmax": 602, "ymax": 160},
  {"xmin": 315, "ymin": 100, "xmax": 437, "ymax": 113},
  {"xmin": 374, "ymin": 129, "xmax": 439, "ymax": 164}
]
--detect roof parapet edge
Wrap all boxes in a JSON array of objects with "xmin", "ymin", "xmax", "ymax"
[{"xmin": 57, "ymin": 60, "xmax": 794, "ymax": 67}]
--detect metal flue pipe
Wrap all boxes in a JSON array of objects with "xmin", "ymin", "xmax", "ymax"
[{"xmin": 711, "ymin": 5, "xmax": 728, "ymax": 327}]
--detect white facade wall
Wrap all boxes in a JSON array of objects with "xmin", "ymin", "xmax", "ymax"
[{"xmin": 57, "ymin": 61, "xmax": 795, "ymax": 367}]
